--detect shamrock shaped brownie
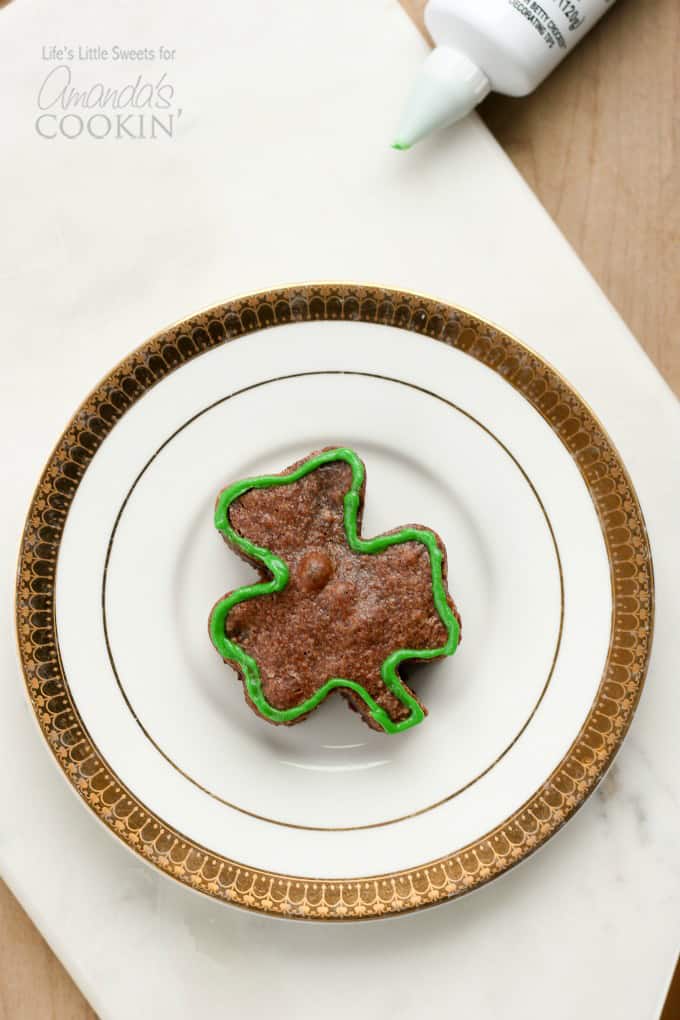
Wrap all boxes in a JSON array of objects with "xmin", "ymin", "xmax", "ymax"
[{"xmin": 209, "ymin": 447, "xmax": 461, "ymax": 733}]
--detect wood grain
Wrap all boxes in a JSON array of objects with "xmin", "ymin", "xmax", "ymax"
[
  {"xmin": 401, "ymin": 0, "xmax": 680, "ymax": 394},
  {"xmin": 0, "ymin": 882, "xmax": 97, "ymax": 1020},
  {"xmin": 2, "ymin": 3, "xmax": 678, "ymax": 1018}
]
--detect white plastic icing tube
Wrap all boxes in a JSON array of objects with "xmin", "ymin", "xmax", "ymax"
[{"xmin": 394, "ymin": 0, "xmax": 617, "ymax": 149}]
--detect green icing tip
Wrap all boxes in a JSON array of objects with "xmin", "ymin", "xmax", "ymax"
[{"xmin": 391, "ymin": 140, "xmax": 411, "ymax": 151}]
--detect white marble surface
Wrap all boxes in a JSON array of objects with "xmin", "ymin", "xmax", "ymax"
[{"xmin": 1, "ymin": 0, "xmax": 679, "ymax": 1017}]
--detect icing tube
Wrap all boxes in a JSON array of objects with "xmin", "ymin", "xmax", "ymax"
[{"xmin": 394, "ymin": 0, "xmax": 617, "ymax": 149}]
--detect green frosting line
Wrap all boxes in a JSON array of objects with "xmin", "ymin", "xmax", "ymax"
[{"xmin": 209, "ymin": 448, "xmax": 460, "ymax": 734}]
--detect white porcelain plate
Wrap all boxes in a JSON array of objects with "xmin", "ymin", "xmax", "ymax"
[{"xmin": 17, "ymin": 286, "xmax": 653, "ymax": 919}]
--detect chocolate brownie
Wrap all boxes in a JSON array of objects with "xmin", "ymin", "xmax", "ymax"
[{"xmin": 209, "ymin": 447, "xmax": 461, "ymax": 733}]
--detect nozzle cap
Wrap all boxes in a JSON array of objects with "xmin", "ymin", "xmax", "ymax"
[{"xmin": 393, "ymin": 46, "xmax": 490, "ymax": 149}]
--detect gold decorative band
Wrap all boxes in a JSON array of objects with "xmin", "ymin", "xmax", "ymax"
[{"xmin": 15, "ymin": 285, "xmax": 654, "ymax": 920}]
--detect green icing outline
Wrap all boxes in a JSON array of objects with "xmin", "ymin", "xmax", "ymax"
[{"xmin": 209, "ymin": 448, "xmax": 460, "ymax": 734}]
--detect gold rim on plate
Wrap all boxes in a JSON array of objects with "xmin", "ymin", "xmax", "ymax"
[{"xmin": 15, "ymin": 284, "xmax": 654, "ymax": 920}]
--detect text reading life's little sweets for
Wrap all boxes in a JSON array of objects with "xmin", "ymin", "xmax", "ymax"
[{"xmin": 41, "ymin": 46, "xmax": 176, "ymax": 62}]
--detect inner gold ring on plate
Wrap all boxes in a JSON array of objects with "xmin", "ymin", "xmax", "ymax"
[
  {"xmin": 16, "ymin": 284, "xmax": 654, "ymax": 920},
  {"xmin": 102, "ymin": 369, "xmax": 564, "ymax": 832}
]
